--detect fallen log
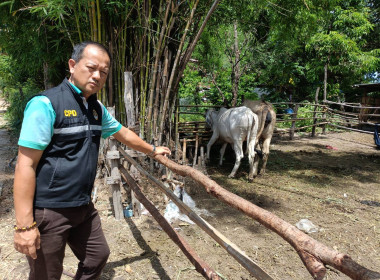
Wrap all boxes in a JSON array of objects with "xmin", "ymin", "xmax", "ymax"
[
  {"xmin": 119, "ymin": 165, "xmax": 220, "ymax": 280},
  {"xmin": 151, "ymin": 154, "xmax": 380, "ymax": 280}
]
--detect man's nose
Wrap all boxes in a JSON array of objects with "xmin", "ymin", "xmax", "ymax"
[{"xmin": 92, "ymin": 70, "xmax": 100, "ymax": 80}]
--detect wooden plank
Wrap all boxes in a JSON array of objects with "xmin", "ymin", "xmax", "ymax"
[
  {"xmin": 124, "ymin": 72, "xmax": 135, "ymax": 127},
  {"xmin": 324, "ymin": 100, "xmax": 380, "ymax": 109},
  {"xmin": 328, "ymin": 123, "xmax": 373, "ymax": 134},
  {"xmin": 106, "ymin": 150, "xmax": 120, "ymax": 160}
]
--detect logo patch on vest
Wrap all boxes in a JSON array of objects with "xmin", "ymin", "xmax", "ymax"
[
  {"xmin": 64, "ymin": 110, "xmax": 77, "ymax": 117},
  {"xmin": 93, "ymin": 109, "xmax": 99, "ymax": 120}
]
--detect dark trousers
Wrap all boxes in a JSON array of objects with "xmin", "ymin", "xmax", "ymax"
[{"xmin": 27, "ymin": 203, "xmax": 110, "ymax": 280}]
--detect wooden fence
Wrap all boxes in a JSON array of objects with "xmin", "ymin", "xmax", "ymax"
[
  {"xmin": 174, "ymin": 101, "xmax": 380, "ymax": 163},
  {"xmin": 99, "ymin": 140, "xmax": 380, "ymax": 280}
]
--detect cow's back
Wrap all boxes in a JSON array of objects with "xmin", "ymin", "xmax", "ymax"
[
  {"xmin": 215, "ymin": 107, "xmax": 255, "ymax": 143},
  {"xmin": 243, "ymin": 100, "xmax": 276, "ymax": 139}
]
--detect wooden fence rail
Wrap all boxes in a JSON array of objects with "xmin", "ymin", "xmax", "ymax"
[
  {"xmin": 100, "ymin": 100, "xmax": 380, "ymax": 279},
  {"xmin": 109, "ymin": 147, "xmax": 380, "ymax": 280},
  {"xmin": 119, "ymin": 147, "xmax": 273, "ymax": 280},
  {"xmin": 175, "ymin": 101, "xmax": 380, "ymax": 157}
]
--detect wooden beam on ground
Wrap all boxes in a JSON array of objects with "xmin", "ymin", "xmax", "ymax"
[
  {"xmin": 119, "ymin": 165, "xmax": 220, "ymax": 280},
  {"xmin": 150, "ymin": 154, "xmax": 380, "ymax": 280},
  {"xmin": 118, "ymin": 147, "xmax": 274, "ymax": 280},
  {"xmin": 328, "ymin": 124, "xmax": 374, "ymax": 134}
]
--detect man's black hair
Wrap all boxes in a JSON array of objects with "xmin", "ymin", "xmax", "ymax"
[{"xmin": 71, "ymin": 41, "xmax": 112, "ymax": 64}]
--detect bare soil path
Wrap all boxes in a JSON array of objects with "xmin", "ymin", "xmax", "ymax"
[{"xmin": 0, "ymin": 97, "xmax": 379, "ymax": 279}]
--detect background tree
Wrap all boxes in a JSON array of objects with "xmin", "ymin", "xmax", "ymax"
[
  {"xmin": 0, "ymin": 0, "xmax": 221, "ymax": 146},
  {"xmin": 1, "ymin": 0, "xmax": 379, "ymax": 138}
]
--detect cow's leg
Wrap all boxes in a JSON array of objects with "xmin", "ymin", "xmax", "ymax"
[
  {"xmin": 228, "ymin": 143, "xmax": 244, "ymax": 178},
  {"xmin": 251, "ymin": 143, "xmax": 260, "ymax": 177},
  {"xmin": 247, "ymin": 140, "xmax": 257, "ymax": 181},
  {"xmin": 260, "ymin": 137, "xmax": 271, "ymax": 174},
  {"xmin": 206, "ymin": 132, "xmax": 219, "ymax": 160},
  {"xmin": 219, "ymin": 143, "xmax": 227, "ymax": 166}
]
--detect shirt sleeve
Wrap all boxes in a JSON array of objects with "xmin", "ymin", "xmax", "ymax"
[
  {"xmin": 99, "ymin": 101, "xmax": 122, "ymax": 139},
  {"xmin": 18, "ymin": 96, "xmax": 56, "ymax": 150}
]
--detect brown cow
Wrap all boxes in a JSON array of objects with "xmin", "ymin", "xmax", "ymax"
[{"xmin": 243, "ymin": 100, "xmax": 276, "ymax": 177}]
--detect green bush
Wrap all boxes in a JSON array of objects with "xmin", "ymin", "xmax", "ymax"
[
  {"xmin": 1, "ymin": 54, "xmax": 41, "ymax": 134},
  {"xmin": 2, "ymin": 81, "xmax": 41, "ymax": 133},
  {"xmin": 276, "ymin": 102, "xmax": 325, "ymax": 133}
]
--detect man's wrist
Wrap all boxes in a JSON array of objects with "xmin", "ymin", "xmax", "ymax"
[
  {"xmin": 14, "ymin": 221, "xmax": 37, "ymax": 232},
  {"xmin": 148, "ymin": 144, "xmax": 156, "ymax": 157}
]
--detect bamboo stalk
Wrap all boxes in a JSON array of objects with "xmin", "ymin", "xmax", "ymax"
[
  {"xmin": 96, "ymin": 0, "xmax": 101, "ymax": 42},
  {"xmin": 74, "ymin": 9, "xmax": 83, "ymax": 42},
  {"xmin": 146, "ymin": 0, "xmax": 171, "ymax": 142},
  {"xmin": 158, "ymin": 0, "xmax": 200, "ymax": 145},
  {"xmin": 157, "ymin": 47, "xmax": 170, "ymax": 133},
  {"xmin": 174, "ymin": 0, "xmax": 221, "ymax": 92},
  {"xmin": 90, "ymin": 1, "xmax": 97, "ymax": 41}
]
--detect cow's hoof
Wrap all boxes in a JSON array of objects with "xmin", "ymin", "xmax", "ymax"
[{"xmin": 228, "ymin": 174, "xmax": 235, "ymax": 179}]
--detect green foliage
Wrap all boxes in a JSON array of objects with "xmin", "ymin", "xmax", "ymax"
[
  {"xmin": 276, "ymin": 102, "xmax": 325, "ymax": 133},
  {"xmin": 0, "ymin": 52, "xmax": 41, "ymax": 132},
  {"xmin": 3, "ymin": 81, "xmax": 41, "ymax": 133}
]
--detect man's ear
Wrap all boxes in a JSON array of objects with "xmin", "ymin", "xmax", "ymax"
[{"xmin": 68, "ymin": 59, "xmax": 76, "ymax": 74}]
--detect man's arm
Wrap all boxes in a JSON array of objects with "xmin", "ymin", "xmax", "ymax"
[
  {"xmin": 113, "ymin": 126, "xmax": 171, "ymax": 156},
  {"xmin": 13, "ymin": 146, "xmax": 43, "ymax": 259}
]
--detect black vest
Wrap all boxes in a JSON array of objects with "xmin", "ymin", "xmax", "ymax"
[{"xmin": 34, "ymin": 79, "xmax": 103, "ymax": 208}]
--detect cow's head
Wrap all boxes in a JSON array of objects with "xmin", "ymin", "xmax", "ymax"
[{"xmin": 205, "ymin": 109, "xmax": 216, "ymax": 128}]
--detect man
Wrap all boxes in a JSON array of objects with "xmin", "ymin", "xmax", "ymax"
[{"xmin": 13, "ymin": 41, "xmax": 171, "ymax": 279}]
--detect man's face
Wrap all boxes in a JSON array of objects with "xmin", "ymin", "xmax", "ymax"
[{"xmin": 68, "ymin": 45, "xmax": 110, "ymax": 98}]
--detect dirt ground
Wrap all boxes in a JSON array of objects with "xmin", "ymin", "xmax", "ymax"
[{"xmin": 0, "ymin": 97, "xmax": 379, "ymax": 280}]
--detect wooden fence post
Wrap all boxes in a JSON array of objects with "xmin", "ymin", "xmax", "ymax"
[
  {"xmin": 312, "ymin": 87, "xmax": 320, "ymax": 137},
  {"xmin": 106, "ymin": 107, "xmax": 123, "ymax": 220},
  {"xmin": 182, "ymin": 138, "xmax": 187, "ymax": 163},
  {"xmin": 322, "ymin": 102, "xmax": 327, "ymax": 135},
  {"xmin": 290, "ymin": 104, "xmax": 299, "ymax": 140},
  {"xmin": 124, "ymin": 71, "xmax": 142, "ymax": 217},
  {"xmin": 124, "ymin": 72, "xmax": 135, "ymax": 127},
  {"xmin": 175, "ymin": 97, "xmax": 180, "ymax": 161},
  {"xmin": 192, "ymin": 125, "xmax": 199, "ymax": 166}
]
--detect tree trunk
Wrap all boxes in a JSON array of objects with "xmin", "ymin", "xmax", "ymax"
[
  {"xmin": 323, "ymin": 63, "xmax": 328, "ymax": 102},
  {"xmin": 231, "ymin": 21, "xmax": 240, "ymax": 107}
]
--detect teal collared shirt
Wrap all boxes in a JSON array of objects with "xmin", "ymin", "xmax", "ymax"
[
  {"xmin": 70, "ymin": 82, "xmax": 82, "ymax": 94},
  {"xmin": 18, "ymin": 82, "xmax": 122, "ymax": 150}
]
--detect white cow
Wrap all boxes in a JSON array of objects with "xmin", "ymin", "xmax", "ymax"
[{"xmin": 206, "ymin": 106, "xmax": 259, "ymax": 180}]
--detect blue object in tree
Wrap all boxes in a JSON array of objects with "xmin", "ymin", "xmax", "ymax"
[{"xmin": 284, "ymin": 108, "xmax": 294, "ymax": 114}]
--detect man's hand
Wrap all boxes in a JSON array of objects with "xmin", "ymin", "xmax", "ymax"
[
  {"xmin": 153, "ymin": 146, "xmax": 171, "ymax": 157},
  {"xmin": 14, "ymin": 228, "xmax": 40, "ymax": 259},
  {"xmin": 114, "ymin": 127, "xmax": 172, "ymax": 157}
]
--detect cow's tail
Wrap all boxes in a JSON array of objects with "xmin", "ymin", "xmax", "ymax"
[
  {"xmin": 247, "ymin": 112, "xmax": 259, "ymax": 161},
  {"xmin": 256, "ymin": 106, "xmax": 269, "ymax": 143}
]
